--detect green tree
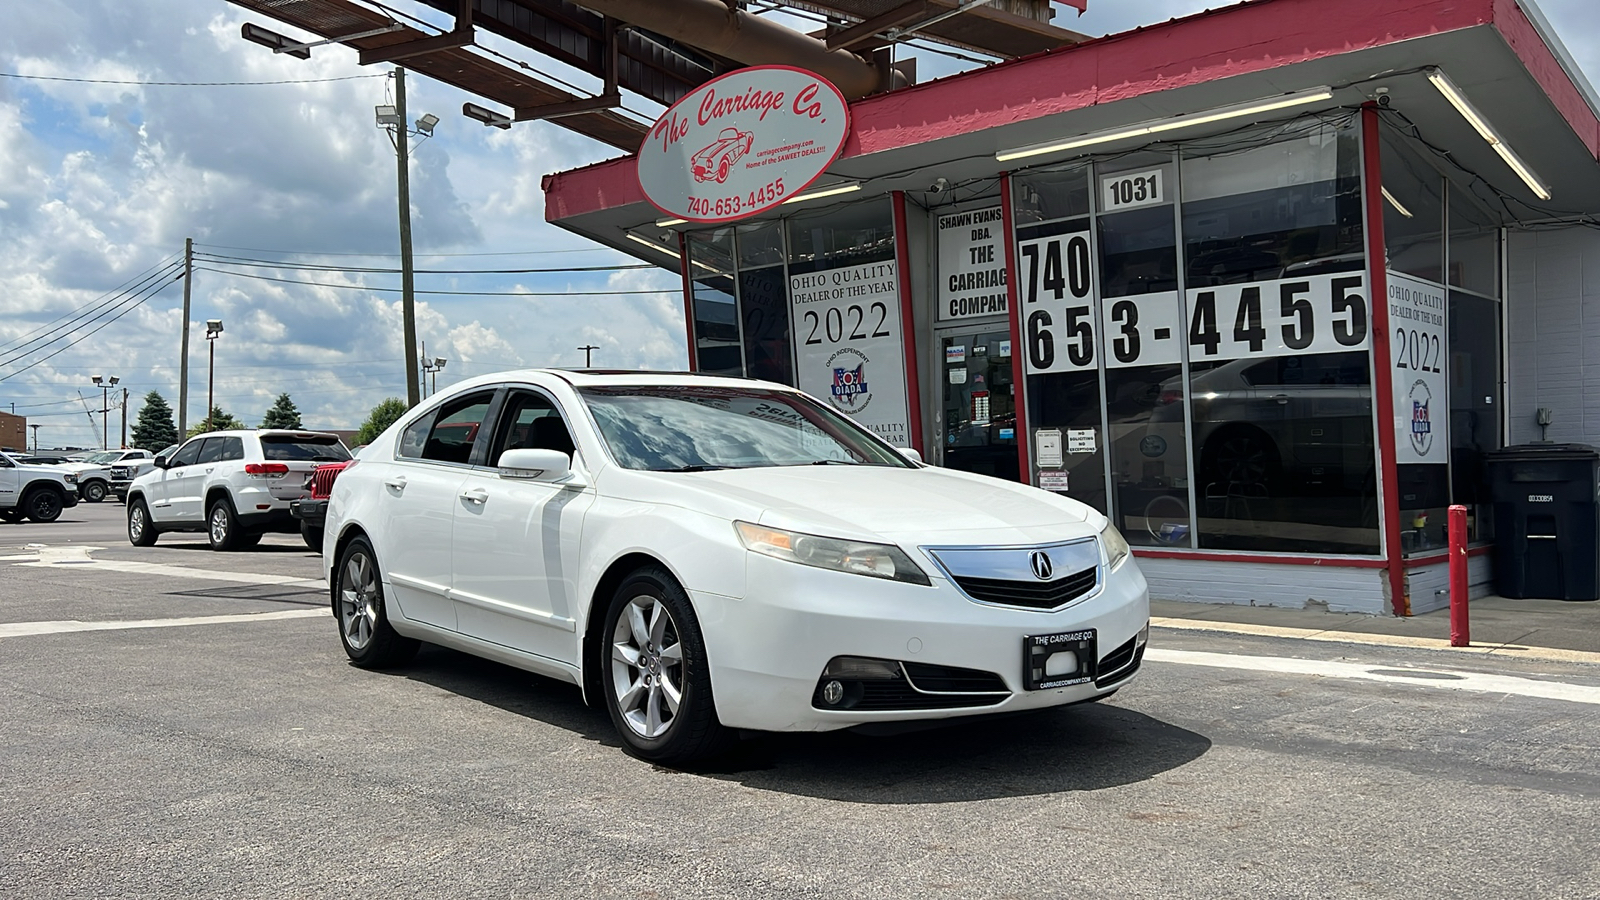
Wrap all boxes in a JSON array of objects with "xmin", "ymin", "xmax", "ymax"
[
  {"xmin": 131, "ymin": 391, "xmax": 178, "ymax": 451},
  {"xmin": 187, "ymin": 406, "xmax": 242, "ymax": 438},
  {"xmin": 355, "ymin": 398, "xmax": 408, "ymax": 445},
  {"xmin": 260, "ymin": 392, "xmax": 302, "ymax": 430}
]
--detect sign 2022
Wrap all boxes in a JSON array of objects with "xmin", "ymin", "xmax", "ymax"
[
  {"xmin": 802, "ymin": 302, "xmax": 892, "ymax": 344},
  {"xmin": 1394, "ymin": 326, "xmax": 1442, "ymax": 374}
]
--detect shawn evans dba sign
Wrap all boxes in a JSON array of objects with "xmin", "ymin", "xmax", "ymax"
[
  {"xmin": 937, "ymin": 206, "xmax": 1007, "ymax": 321},
  {"xmin": 638, "ymin": 66, "xmax": 850, "ymax": 224}
]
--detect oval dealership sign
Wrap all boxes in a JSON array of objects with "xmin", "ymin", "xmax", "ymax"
[{"xmin": 638, "ymin": 66, "xmax": 850, "ymax": 224}]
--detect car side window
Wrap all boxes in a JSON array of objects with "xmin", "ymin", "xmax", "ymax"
[
  {"xmin": 197, "ymin": 438, "xmax": 226, "ymax": 465},
  {"xmin": 216, "ymin": 437, "xmax": 244, "ymax": 461},
  {"xmin": 489, "ymin": 390, "xmax": 576, "ymax": 466},
  {"xmin": 169, "ymin": 440, "xmax": 203, "ymax": 468},
  {"xmin": 0, "ymin": 454, "xmax": 12, "ymax": 468},
  {"xmin": 398, "ymin": 412, "xmax": 436, "ymax": 460},
  {"xmin": 420, "ymin": 392, "xmax": 495, "ymax": 465}
]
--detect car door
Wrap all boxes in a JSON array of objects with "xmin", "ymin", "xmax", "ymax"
[
  {"xmin": 450, "ymin": 387, "xmax": 595, "ymax": 663},
  {"xmin": 0, "ymin": 454, "xmax": 17, "ymax": 508},
  {"xmin": 150, "ymin": 438, "xmax": 204, "ymax": 523},
  {"xmin": 373, "ymin": 390, "xmax": 497, "ymax": 633}
]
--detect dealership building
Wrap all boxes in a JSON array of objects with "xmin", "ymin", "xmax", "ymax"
[{"xmin": 533, "ymin": 0, "xmax": 1600, "ymax": 617}]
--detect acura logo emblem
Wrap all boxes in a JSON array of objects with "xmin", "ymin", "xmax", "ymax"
[{"xmin": 1029, "ymin": 550, "xmax": 1054, "ymax": 580}]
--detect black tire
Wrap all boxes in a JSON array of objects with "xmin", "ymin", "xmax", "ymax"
[
  {"xmin": 600, "ymin": 566, "xmax": 733, "ymax": 766},
  {"xmin": 301, "ymin": 522, "xmax": 324, "ymax": 552},
  {"xmin": 333, "ymin": 536, "xmax": 418, "ymax": 668},
  {"xmin": 206, "ymin": 496, "xmax": 242, "ymax": 551},
  {"xmin": 127, "ymin": 499, "xmax": 158, "ymax": 546},
  {"xmin": 81, "ymin": 480, "xmax": 107, "ymax": 503},
  {"xmin": 0, "ymin": 509, "xmax": 22, "ymax": 524},
  {"xmin": 236, "ymin": 533, "xmax": 262, "ymax": 548},
  {"xmin": 22, "ymin": 487, "xmax": 64, "ymax": 523}
]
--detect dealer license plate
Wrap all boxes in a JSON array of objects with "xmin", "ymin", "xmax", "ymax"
[{"xmin": 1023, "ymin": 629, "xmax": 1097, "ymax": 690}]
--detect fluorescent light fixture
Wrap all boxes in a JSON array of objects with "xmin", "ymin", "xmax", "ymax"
[
  {"xmin": 655, "ymin": 217, "xmax": 688, "ymax": 227},
  {"xmin": 997, "ymin": 88, "xmax": 1333, "ymax": 163},
  {"xmin": 1381, "ymin": 186, "xmax": 1414, "ymax": 218},
  {"xmin": 625, "ymin": 233, "xmax": 719, "ymax": 273},
  {"xmin": 463, "ymin": 102, "xmax": 512, "ymax": 130},
  {"xmin": 782, "ymin": 182, "xmax": 861, "ymax": 204},
  {"xmin": 1426, "ymin": 67, "xmax": 1551, "ymax": 200}
]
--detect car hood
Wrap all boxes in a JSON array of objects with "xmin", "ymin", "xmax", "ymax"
[{"xmin": 605, "ymin": 464, "xmax": 1094, "ymax": 541}]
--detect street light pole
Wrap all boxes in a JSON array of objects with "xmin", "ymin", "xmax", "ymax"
[
  {"xmin": 579, "ymin": 344, "xmax": 599, "ymax": 367},
  {"xmin": 90, "ymin": 375, "xmax": 119, "ymax": 450},
  {"xmin": 395, "ymin": 67, "xmax": 420, "ymax": 409},
  {"xmin": 205, "ymin": 319, "xmax": 224, "ymax": 433}
]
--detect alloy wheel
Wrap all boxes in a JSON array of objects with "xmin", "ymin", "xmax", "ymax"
[
  {"xmin": 209, "ymin": 507, "xmax": 229, "ymax": 544},
  {"xmin": 30, "ymin": 492, "xmax": 61, "ymax": 521},
  {"xmin": 610, "ymin": 594, "xmax": 684, "ymax": 739},
  {"xmin": 129, "ymin": 506, "xmax": 145, "ymax": 541},
  {"xmin": 339, "ymin": 550, "xmax": 380, "ymax": 651}
]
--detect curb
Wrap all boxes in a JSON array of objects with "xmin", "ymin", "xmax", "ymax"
[{"xmin": 1150, "ymin": 616, "xmax": 1600, "ymax": 666}]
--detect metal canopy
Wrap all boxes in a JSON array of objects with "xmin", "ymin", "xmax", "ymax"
[{"xmin": 791, "ymin": 0, "xmax": 1087, "ymax": 56}]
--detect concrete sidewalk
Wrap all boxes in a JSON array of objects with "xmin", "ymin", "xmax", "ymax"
[{"xmin": 1151, "ymin": 594, "xmax": 1600, "ymax": 665}]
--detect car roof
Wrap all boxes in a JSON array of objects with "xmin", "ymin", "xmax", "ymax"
[
  {"xmin": 184, "ymin": 429, "xmax": 343, "ymax": 439},
  {"xmin": 442, "ymin": 368, "xmax": 792, "ymax": 393}
]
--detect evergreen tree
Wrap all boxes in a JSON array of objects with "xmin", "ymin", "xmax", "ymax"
[
  {"xmin": 356, "ymin": 398, "xmax": 409, "ymax": 445},
  {"xmin": 260, "ymin": 392, "xmax": 302, "ymax": 430},
  {"xmin": 187, "ymin": 406, "xmax": 243, "ymax": 438},
  {"xmin": 131, "ymin": 391, "xmax": 179, "ymax": 451}
]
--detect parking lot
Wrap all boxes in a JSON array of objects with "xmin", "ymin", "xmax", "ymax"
[{"xmin": 3, "ymin": 502, "xmax": 1599, "ymax": 898}]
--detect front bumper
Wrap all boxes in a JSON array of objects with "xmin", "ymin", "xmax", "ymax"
[
  {"xmin": 290, "ymin": 498, "xmax": 328, "ymax": 526},
  {"xmin": 696, "ymin": 552, "xmax": 1150, "ymax": 732}
]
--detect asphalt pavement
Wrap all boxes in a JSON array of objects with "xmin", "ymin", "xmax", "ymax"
[{"xmin": 2, "ymin": 503, "xmax": 1598, "ymax": 899}]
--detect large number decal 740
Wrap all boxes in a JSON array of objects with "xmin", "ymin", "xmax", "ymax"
[{"xmin": 1019, "ymin": 232, "xmax": 1095, "ymax": 374}]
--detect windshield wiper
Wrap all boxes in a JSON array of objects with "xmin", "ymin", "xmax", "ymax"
[
  {"xmin": 655, "ymin": 464, "xmax": 728, "ymax": 472},
  {"xmin": 809, "ymin": 459, "xmax": 861, "ymax": 465}
]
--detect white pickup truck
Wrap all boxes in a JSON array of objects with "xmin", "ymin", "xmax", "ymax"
[
  {"xmin": 59, "ymin": 448, "xmax": 156, "ymax": 503},
  {"xmin": 0, "ymin": 452, "xmax": 80, "ymax": 522}
]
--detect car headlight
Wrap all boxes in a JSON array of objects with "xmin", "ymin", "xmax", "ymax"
[
  {"xmin": 735, "ymin": 521, "xmax": 931, "ymax": 586},
  {"xmin": 62, "ymin": 473, "xmax": 78, "ymax": 484},
  {"xmin": 1100, "ymin": 521, "xmax": 1130, "ymax": 570}
]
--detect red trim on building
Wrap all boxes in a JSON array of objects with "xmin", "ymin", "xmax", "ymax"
[
  {"xmin": 1362, "ymin": 104, "xmax": 1409, "ymax": 616},
  {"xmin": 999, "ymin": 173, "xmax": 1031, "ymax": 484},
  {"xmin": 679, "ymin": 231, "xmax": 697, "ymax": 371},
  {"xmin": 1402, "ymin": 543, "xmax": 1494, "ymax": 568},
  {"xmin": 1491, "ymin": 0, "xmax": 1600, "ymax": 158},
  {"xmin": 1132, "ymin": 549, "xmax": 1388, "ymax": 569},
  {"xmin": 542, "ymin": 164, "xmax": 644, "ymax": 223},
  {"xmin": 891, "ymin": 192, "xmax": 925, "ymax": 454}
]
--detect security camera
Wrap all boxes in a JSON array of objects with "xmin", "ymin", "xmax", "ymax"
[
  {"xmin": 1374, "ymin": 86, "xmax": 1392, "ymax": 107},
  {"xmin": 929, "ymin": 177, "xmax": 949, "ymax": 193}
]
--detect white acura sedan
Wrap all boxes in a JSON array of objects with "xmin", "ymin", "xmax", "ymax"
[{"xmin": 325, "ymin": 370, "xmax": 1149, "ymax": 764}]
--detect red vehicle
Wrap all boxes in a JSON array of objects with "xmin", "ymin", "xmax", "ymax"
[
  {"xmin": 291, "ymin": 457, "xmax": 354, "ymax": 550},
  {"xmin": 691, "ymin": 128, "xmax": 754, "ymax": 184}
]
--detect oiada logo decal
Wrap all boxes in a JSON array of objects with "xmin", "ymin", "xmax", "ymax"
[
  {"xmin": 826, "ymin": 348, "xmax": 872, "ymax": 413},
  {"xmin": 1409, "ymin": 379, "xmax": 1433, "ymax": 456},
  {"xmin": 637, "ymin": 65, "xmax": 850, "ymax": 224}
]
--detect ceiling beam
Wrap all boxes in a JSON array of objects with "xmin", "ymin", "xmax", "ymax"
[{"xmin": 825, "ymin": 1, "xmax": 931, "ymax": 50}]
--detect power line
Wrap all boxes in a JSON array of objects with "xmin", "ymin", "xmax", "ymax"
[
  {"xmin": 0, "ymin": 253, "xmax": 181, "ymax": 355},
  {"xmin": 0, "ymin": 71, "xmax": 385, "ymax": 87},
  {"xmin": 0, "ymin": 272, "xmax": 183, "ymax": 383},
  {"xmin": 192, "ymin": 266, "xmax": 677, "ymax": 296},
  {"xmin": 0, "ymin": 261, "xmax": 185, "ymax": 366}
]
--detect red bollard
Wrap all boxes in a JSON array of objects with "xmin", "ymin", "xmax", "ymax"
[{"xmin": 1449, "ymin": 504, "xmax": 1470, "ymax": 647}]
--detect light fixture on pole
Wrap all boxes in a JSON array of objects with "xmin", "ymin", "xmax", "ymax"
[
  {"xmin": 463, "ymin": 102, "xmax": 512, "ymax": 130},
  {"xmin": 205, "ymin": 319, "xmax": 224, "ymax": 434},
  {"xmin": 90, "ymin": 375, "xmax": 119, "ymax": 450},
  {"xmin": 421, "ymin": 356, "xmax": 447, "ymax": 396},
  {"xmin": 377, "ymin": 68, "xmax": 440, "ymax": 409}
]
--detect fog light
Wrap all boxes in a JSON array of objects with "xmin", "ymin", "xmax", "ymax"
[
  {"xmin": 822, "ymin": 656, "xmax": 901, "ymax": 680},
  {"xmin": 822, "ymin": 679, "xmax": 845, "ymax": 705}
]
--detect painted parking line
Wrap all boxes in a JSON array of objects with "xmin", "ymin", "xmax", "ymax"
[
  {"xmin": 3, "ymin": 545, "xmax": 324, "ymax": 589},
  {"xmin": 0, "ymin": 608, "xmax": 330, "ymax": 639},
  {"xmin": 1150, "ymin": 616, "xmax": 1600, "ymax": 666},
  {"xmin": 1147, "ymin": 647, "xmax": 1600, "ymax": 706}
]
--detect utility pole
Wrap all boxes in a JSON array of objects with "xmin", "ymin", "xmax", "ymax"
[
  {"xmin": 579, "ymin": 344, "xmax": 599, "ymax": 367},
  {"xmin": 179, "ymin": 237, "xmax": 193, "ymax": 435},
  {"xmin": 395, "ymin": 67, "xmax": 421, "ymax": 409},
  {"xmin": 120, "ymin": 387, "xmax": 129, "ymax": 449}
]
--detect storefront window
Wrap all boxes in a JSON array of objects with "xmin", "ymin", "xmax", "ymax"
[
  {"xmin": 736, "ymin": 222, "xmax": 792, "ymax": 385},
  {"xmin": 1448, "ymin": 182, "xmax": 1500, "ymax": 298},
  {"xmin": 941, "ymin": 331, "xmax": 1018, "ymax": 481},
  {"xmin": 1450, "ymin": 289, "xmax": 1502, "ymax": 541},
  {"xmin": 1180, "ymin": 122, "xmax": 1379, "ymax": 553},
  {"xmin": 1379, "ymin": 127, "xmax": 1445, "ymax": 284},
  {"xmin": 686, "ymin": 230, "xmax": 740, "ymax": 376},
  {"xmin": 1097, "ymin": 156, "xmax": 1191, "ymax": 547},
  {"xmin": 787, "ymin": 200, "xmax": 896, "ymax": 273}
]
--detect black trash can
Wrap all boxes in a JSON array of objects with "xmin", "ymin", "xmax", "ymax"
[{"xmin": 1485, "ymin": 443, "xmax": 1600, "ymax": 601}]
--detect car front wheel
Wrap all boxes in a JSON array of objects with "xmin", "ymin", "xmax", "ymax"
[
  {"xmin": 81, "ymin": 480, "xmax": 106, "ymax": 503},
  {"xmin": 127, "ymin": 499, "xmax": 158, "ymax": 546},
  {"xmin": 22, "ymin": 488, "xmax": 64, "ymax": 523},
  {"xmin": 602, "ymin": 566, "xmax": 732, "ymax": 766},
  {"xmin": 301, "ymin": 522, "xmax": 324, "ymax": 552},
  {"xmin": 334, "ymin": 536, "xmax": 418, "ymax": 668}
]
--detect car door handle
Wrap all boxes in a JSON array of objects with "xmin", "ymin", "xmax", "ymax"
[
  {"xmin": 384, "ymin": 476, "xmax": 408, "ymax": 491},
  {"xmin": 460, "ymin": 488, "xmax": 488, "ymax": 505},
  {"xmin": 1272, "ymin": 394, "xmax": 1290, "ymax": 405}
]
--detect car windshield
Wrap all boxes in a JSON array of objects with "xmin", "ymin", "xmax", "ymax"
[
  {"xmin": 84, "ymin": 451, "xmax": 120, "ymax": 464},
  {"xmin": 259, "ymin": 435, "xmax": 352, "ymax": 463},
  {"xmin": 579, "ymin": 385, "xmax": 912, "ymax": 472}
]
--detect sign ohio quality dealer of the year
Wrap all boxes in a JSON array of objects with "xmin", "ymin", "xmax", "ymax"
[{"xmin": 638, "ymin": 66, "xmax": 850, "ymax": 224}]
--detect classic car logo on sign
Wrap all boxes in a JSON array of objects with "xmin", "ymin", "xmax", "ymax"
[
  {"xmin": 1409, "ymin": 379, "xmax": 1433, "ymax": 456},
  {"xmin": 637, "ymin": 66, "xmax": 850, "ymax": 224},
  {"xmin": 1030, "ymin": 551, "xmax": 1054, "ymax": 581}
]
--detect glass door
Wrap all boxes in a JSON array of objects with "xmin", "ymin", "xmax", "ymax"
[{"xmin": 939, "ymin": 329, "xmax": 1019, "ymax": 481}]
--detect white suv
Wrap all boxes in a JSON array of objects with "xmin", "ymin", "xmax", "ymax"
[
  {"xmin": 125, "ymin": 430, "xmax": 351, "ymax": 550},
  {"xmin": 0, "ymin": 452, "xmax": 80, "ymax": 523},
  {"xmin": 60, "ymin": 448, "xmax": 154, "ymax": 504}
]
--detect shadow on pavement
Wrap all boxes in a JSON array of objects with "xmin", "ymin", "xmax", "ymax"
[{"xmin": 396, "ymin": 646, "xmax": 1211, "ymax": 802}]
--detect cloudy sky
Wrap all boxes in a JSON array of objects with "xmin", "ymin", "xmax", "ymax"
[{"xmin": 2, "ymin": 0, "xmax": 1597, "ymax": 447}]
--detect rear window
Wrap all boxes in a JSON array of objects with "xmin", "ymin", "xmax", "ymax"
[{"xmin": 260, "ymin": 435, "xmax": 351, "ymax": 463}]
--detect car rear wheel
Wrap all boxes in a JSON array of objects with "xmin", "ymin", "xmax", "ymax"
[
  {"xmin": 301, "ymin": 523, "xmax": 324, "ymax": 552},
  {"xmin": 602, "ymin": 566, "xmax": 732, "ymax": 765},
  {"xmin": 334, "ymin": 536, "xmax": 418, "ymax": 668},
  {"xmin": 207, "ymin": 497, "xmax": 242, "ymax": 551},
  {"xmin": 127, "ymin": 499, "xmax": 158, "ymax": 546},
  {"xmin": 0, "ymin": 509, "xmax": 22, "ymax": 524},
  {"xmin": 22, "ymin": 488, "xmax": 64, "ymax": 523},
  {"xmin": 81, "ymin": 480, "xmax": 106, "ymax": 503}
]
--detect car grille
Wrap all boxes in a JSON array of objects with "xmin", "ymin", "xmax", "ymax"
[
  {"xmin": 854, "ymin": 680, "xmax": 1007, "ymax": 711},
  {"xmin": 902, "ymin": 662, "xmax": 1010, "ymax": 694},
  {"xmin": 310, "ymin": 464, "xmax": 345, "ymax": 499},
  {"xmin": 812, "ymin": 661, "xmax": 1011, "ymax": 712},
  {"xmin": 952, "ymin": 566, "xmax": 1098, "ymax": 610},
  {"xmin": 1095, "ymin": 635, "xmax": 1145, "ymax": 688}
]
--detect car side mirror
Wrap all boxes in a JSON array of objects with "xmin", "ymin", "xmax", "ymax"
[
  {"xmin": 154, "ymin": 455, "xmax": 171, "ymax": 469},
  {"xmin": 497, "ymin": 448, "xmax": 580, "ymax": 485},
  {"xmin": 897, "ymin": 446, "xmax": 924, "ymax": 465}
]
